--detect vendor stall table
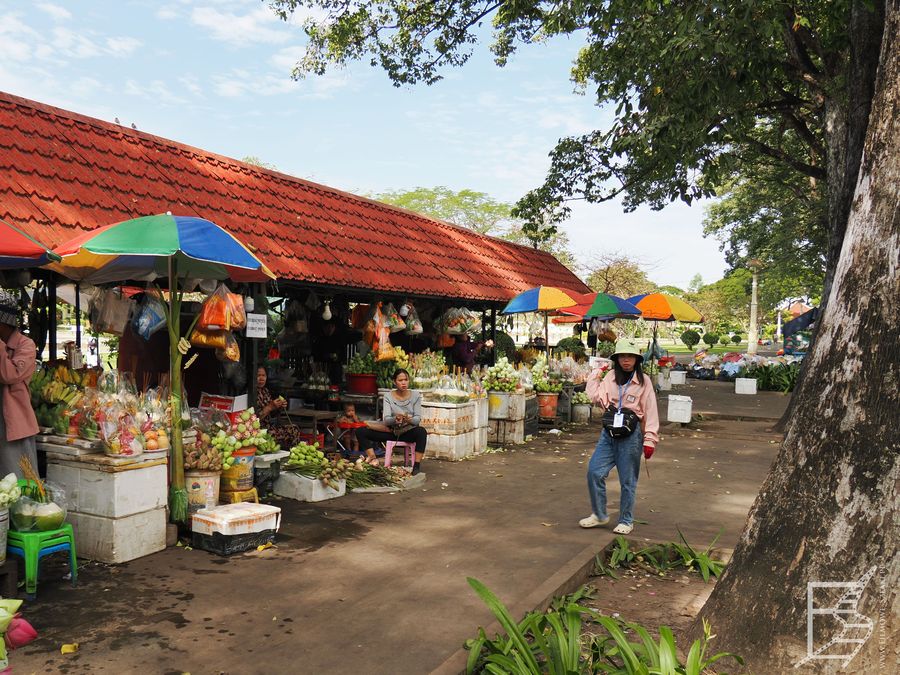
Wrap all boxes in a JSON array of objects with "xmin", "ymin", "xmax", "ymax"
[{"xmin": 285, "ymin": 408, "xmax": 338, "ymax": 447}]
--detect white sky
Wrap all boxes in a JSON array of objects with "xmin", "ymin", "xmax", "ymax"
[{"xmin": 0, "ymin": 0, "xmax": 729, "ymax": 289}]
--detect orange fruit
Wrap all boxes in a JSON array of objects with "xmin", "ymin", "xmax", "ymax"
[{"xmin": 146, "ymin": 439, "xmax": 159, "ymax": 450}]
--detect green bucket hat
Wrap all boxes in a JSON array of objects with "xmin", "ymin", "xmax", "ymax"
[{"xmin": 612, "ymin": 339, "xmax": 642, "ymax": 357}]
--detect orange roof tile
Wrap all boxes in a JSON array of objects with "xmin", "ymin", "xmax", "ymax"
[{"xmin": 0, "ymin": 91, "xmax": 588, "ymax": 302}]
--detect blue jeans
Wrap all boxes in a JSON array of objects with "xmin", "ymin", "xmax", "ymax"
[{"xmin": 587, "ymin": 429, "xmax": 643, "ymax": 526}]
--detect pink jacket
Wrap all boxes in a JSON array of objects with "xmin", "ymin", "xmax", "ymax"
[
  {"xmin": 1, "ymin": 330, "xmax": 39, "ymax": 442},
  {"xmin": 586, "ymin": 368, "xmax": 660, "ymax": 448}
]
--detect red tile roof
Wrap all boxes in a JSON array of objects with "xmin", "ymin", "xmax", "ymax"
[{"xmin": 0, "ymin": 91, "xmax": 588, "ymax": 303}]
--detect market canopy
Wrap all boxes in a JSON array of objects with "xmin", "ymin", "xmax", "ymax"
[{"xmin": 0, "ymin": 91, "xmax": 588, "ymax": 302}]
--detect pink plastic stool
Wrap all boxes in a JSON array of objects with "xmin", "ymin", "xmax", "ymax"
[{"xmin": 384, "ymin": 441, "xmax": 416, "ymax": 469}]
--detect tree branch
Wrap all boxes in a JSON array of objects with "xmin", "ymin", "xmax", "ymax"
[{"xmin": 745, "ymin": 138, "xmax": 826, "ymax": 179}]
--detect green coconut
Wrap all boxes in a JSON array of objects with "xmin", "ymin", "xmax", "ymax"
[{"xmin": 33, "ymin": 502, "xmax": 66, "ymax": 531}]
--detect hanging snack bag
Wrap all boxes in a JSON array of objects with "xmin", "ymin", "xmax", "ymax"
[
  {"xmin": 382, "ymin": 303, "xmax": 405, "ymax": 333},
  {"xmin": 198, "ymin": 284, "xmax": 231, "ymax": 331},
  {"xmin": 93, "ymin": 289, "xmax": 133, "ymax": 336},
  {"xmin": 190, "ymin": 327, "xmax": 228, "ymax": 349},
  {"xmin": 227, "ymin": 291, "xmax": 247, "ymax": 330},
  {"xmin": 215, "ymin": 332, "xmax": 241, "ymax": 362},
  {"xmin": 405, "ymin": 305, "xmax": 423, "ymax": 335}
]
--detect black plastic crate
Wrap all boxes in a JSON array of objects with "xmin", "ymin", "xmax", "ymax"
[{"xmin": 192, "ymin": 529, "xmax": 276, "ymax": 556}]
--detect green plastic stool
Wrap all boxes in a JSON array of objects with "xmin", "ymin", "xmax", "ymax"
[{"xmin": 6, "ymin": 523, "xmax": 78, "ymax": 598}]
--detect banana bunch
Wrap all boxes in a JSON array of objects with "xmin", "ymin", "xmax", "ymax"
[{"xmin": 40, "ymin": 380, "xmax": 83, "ymax": 406}]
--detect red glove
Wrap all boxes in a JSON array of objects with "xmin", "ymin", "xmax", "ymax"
[{"xmin": 643, "ymin": 445, "xmax": 655, "ymax": 459}]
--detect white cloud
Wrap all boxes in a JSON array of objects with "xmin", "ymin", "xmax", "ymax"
[
  {"xmin": 36, "ymin": 2, "xmax": 71, "ymax": 21},
  {"xmin": 156, "ymin": 5, "xmax": 180, "ymax": 20},
  {"xmin": 190, "ymin": 6, "xmax": 290, "ymax": 46},
  {"xmin": 105, "ymin": 36, "xmax": 142, "ymax": 57},
  {"xmin": 52, "ymin": 26, "xmax": 102, "ymax": 58},
  {"xmin": 212, "ymin": 67, "xmax": 348, "ymax": 99},
  {"xmin": 69, "ymin": 76, "xmax": 105, "ymax": 98},
  {"xmin": 124, "ymin": 79, "xmax": 188, "ymax": 106},
  {"xmin": 179, "ymin": 75, "xmax": 203, "ymax": 96},
  {"xmin": 269, "ymin": 45, "xmax": 306, "ymax": 72}
]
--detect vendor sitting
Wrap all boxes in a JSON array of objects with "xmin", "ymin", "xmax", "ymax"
[
  {"xmin": 255, "ymin": 366, "xmax": 302, "ymax": 450},
  {"xmin": 356, "ymin": 369, "xmax": 427, "ymax": 474}
]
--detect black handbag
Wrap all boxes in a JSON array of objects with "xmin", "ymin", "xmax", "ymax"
[{"xmin": 601, "ymin": 404, "xmax": 640, "ymax": 438}]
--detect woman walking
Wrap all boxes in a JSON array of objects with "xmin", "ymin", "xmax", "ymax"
[
  {"xmin": 0, "ymin": 289, "xmax": 39, "ymax": 477},
  {"xmin": 579, "ymin": 339, "xmax": 659, "ymax": 535}
]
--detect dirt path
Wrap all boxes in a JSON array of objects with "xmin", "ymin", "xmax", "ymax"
[{"xmin": 14, "ymin": 408, "xmax": 782, "ymax": 674}]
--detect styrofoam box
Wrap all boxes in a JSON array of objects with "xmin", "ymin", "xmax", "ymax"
[
  {"xmin": 192, "ymin": 503, "xmax": 282, "ymax": 536},
  {"xmin": 474, "ymin": 397, "xmax": 489, "ymax": 428},
  {"xmin": 488, "ymin": 419, "xmax": 526, "ymax": 445},
  {"xmin": 487, "ymin": 392, "xmax": 526, "ymax": 421},
  {"xmin": 47, "ymin": 461, "xmax": 167, "ymax": 519},
  {"xmin": 274, "ymin": 472, "xmax": 346, "ymax": 502},
  {"xmin": 68, "ymin": 506, "xmax": 166, "ymax": 564},
  {"xmin": 657, "ymin": 372, "xmax": 672, "ymax": 391},
  {"xmin": 735, "ymin": 377, "xmax": 758, "ymax": 395},
  {"xmin": 669, "ymin": 370, "xmax": 687, "ymax": 385},
  {"xmin": 474, "ymin": 426, "xmax": 488, "ymax": 453},
  {"xmin": 667, "ymin": 395, "xmax": 693, "ymax": 424},
  {"xmin": 421, "ymin": 401, "xmax": 476, "ymax": 435},
  {"xmin": 427, "ymin": 430, "xmax": 475, "ymax": 461}
]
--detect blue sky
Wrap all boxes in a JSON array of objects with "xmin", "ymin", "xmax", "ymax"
[{"xmin": 0, "ymin": 0, "xmax": 729, "ymax": 288}]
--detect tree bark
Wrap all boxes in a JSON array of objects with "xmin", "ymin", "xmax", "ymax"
[
  {"xmin": 775, "ymin": 0, "xmax": 886, "ymax": 433},
  {"xmin": 693, "ymin": 2, "xmax": 900, "ymax": 672}
]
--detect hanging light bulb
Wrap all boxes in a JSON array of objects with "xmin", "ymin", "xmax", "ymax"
[{"xmin": 322, "ymin": 300, "xmax": 332, "ymax": 321}]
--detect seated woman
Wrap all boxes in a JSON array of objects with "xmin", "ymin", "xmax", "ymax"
[
  {"xmin": 356, "ymin": 368, "xmax": 427, "ymax": 474},
  {"xmin": 255, "ymin": 366, "xmax": 302, "ymax": 450}
]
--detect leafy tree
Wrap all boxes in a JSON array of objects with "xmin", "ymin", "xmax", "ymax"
[
  {"xmin": 731, "ymin": 334, "xmax": 742, "ymax": 344},
  {"xmin": 372, "ymin": 186, "xmax": 514, "ymax": 235},
  {"xmin": 702, "ymin": 332, "xmax": 720, "ymax": 347},
  {"xmin": 584, "ymin": 253, "xmax": 655, "ymax": 298},
  {"xmin": 687, "ymin": 273, "xmax": 704, "ymax": 294},
  {"xmin": 656, "ymin": 285, "xmax": 685, "ymax": 297},
  {"xmin": 375, "ymin": 186, "xmax": 577, "ymax": 267},
  {"xmin": 680, "ymin": 329, "xmax": 700, "ymax": 348},
  {"xmin": 719, "ymin": 335, "xmax": 730, "ymax": 345},
  {"xmin": 269, "ymin": 2, "xmax": 895, "ymax": 669}
]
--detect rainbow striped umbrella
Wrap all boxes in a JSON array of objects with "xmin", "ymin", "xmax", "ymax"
[
  {"xmin": 558, "ymin": 292, "xmax": 641, "ymax": 320},
  {"xmin": 626, "ymin": 292, "xmax": 702, "ymax": 322},
  {"xmin": 501, "ymin": 286, "xmax": 580, "ymax": 314},
  {"xmin": 52, "ymin": 214, "xmax": 274, "ymax": 284},
  {"xmin": 0, "ymin": 218, "xmax": 60, "ymax": 268}
]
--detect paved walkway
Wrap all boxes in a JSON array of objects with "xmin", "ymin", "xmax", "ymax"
[{"xmin": 15, "ymin": 383, "xmax": 786, "ymax": 674}]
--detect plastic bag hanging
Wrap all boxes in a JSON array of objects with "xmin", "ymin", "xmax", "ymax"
[
  {"xmin": 405, "ymin": 304, "xmax": 423, "ymax": 334},
  {"xmin": 133, "ymin": 292, "xmax": 167, "ymax": 340},
  {"xmin": 198, "ymin": 284, "xmax": 231, "ymax": 331},
  {"xmin": 226, "ymin": 291, "xmax": 247, "ymax": 330}
]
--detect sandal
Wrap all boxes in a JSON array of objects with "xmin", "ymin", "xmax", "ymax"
[{"xmin": 612, "ymin": 523, "xmax": 633, "ymax": 535}]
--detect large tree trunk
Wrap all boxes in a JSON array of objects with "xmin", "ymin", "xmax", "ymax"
[
  {"xmin": 693, "ymin": 3, "xmax": 900, "ymax": 672},
  {"xmin": 775, "ymin": 0, "xmax": 886, "ymax": 433}
]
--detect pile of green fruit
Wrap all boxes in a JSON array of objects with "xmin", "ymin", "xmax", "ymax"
[
  {"xmin": 209, "ymin": 430, "xmax": 241, "ymax": 470},
  {"xmin": 375, "ymin": 346, "xmax": 409, "ymax": 388},
  {"xmin": 347, "ymin": 352, "xmax": 376, "ymax": 375},
  {"xmin": 254, "ymin": 430, "xmax": 281, "ymax": 455},
  {"xmin": 572, "ymin": 391, "xmax": 591, "ymax": 405},
  {"xmin": 285, "ymin": 442, "xmax": 352, "ymax": 490},
  {"xmin": 483, "ymin": 357, "xmax": 520, "ymax": 392},
  {"xmin": 285, "ymin": 441, "xmax": 325, "ymax": 467}
]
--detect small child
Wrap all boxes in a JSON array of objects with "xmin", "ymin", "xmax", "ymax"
[{"xmin": 336, "ymin": 403, "xmax": 361, "ymax": 455}]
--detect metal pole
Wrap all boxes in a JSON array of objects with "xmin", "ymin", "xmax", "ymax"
[
  {"xmin": 48, "ymin": 274, "xmax": 57, "ymax": 361},
  {"xmin": 747, "ymin": 269, "xmax": 759, "ymax": 355},
  {"xmin": 490, "ymin": 306, "xmax": 497, "ymax": 365},
  {"xmin": 74, "ymin": 282, "xmax": 81, "ymax": 348}
]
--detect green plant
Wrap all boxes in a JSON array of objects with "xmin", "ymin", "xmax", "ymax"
[
  {"xmin": 347, "ymin": 351, "xmax": 376, "ymax": 375},
  {"xmin": 702, "ymin": 332, "xmax": 720, "ymax": 347},
  {"xmin": 671, "ymin": 528, "xmax": 727, "ymax": 582},
  {"xmin": 731, "ymin": 334, "xmax": 742, "ymax": 344},
  {"xmin": 491, "ymin": 330, "xmax": 517, "ymax": 362},
  {"xmin": 463, "ymin": 578, "xmax": 743, "ymax": 674},
  {"xmin": 555, "ymin": 337, "xmax": 586, "ymax": 360},
  {"xmin": 534, "ymin": 379, "xmax": 563, "ymax": 393},
  {"xmin": 680, "ymin": 330, "xmax": 700, "ymax": 348},
  {"xmin": 596, "ymin": 340, "xmax": 616, "ymax": 357},
  {"xmin": 738, "ymin": 362, "xmax": 800, "ymax": 392},
  {"xmin": 719, "ymin": 335, "xmax": 730, "ymax": 345}
]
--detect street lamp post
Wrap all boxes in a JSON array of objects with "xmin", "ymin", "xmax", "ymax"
[{"xmin": 747, "ymin": 260, "xmax": 762, "ymax": 355}]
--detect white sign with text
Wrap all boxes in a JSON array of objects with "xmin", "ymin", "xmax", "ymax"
[{"xmin": 246, "ymin": 312, "xmax": 267, "ymax": 339}]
